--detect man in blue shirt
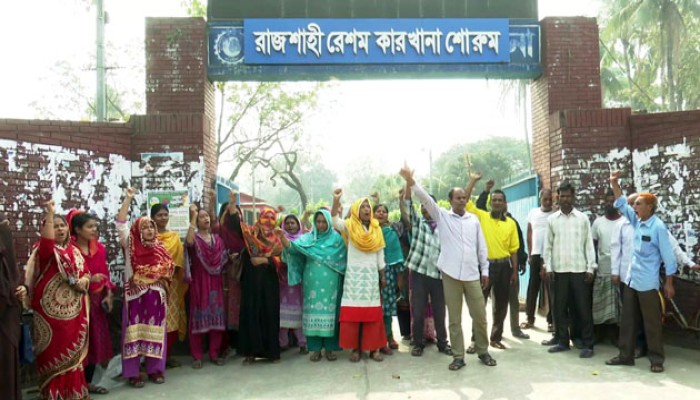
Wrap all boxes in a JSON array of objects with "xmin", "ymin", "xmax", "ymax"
[{"xmin": 605, "ymin": 171, "xmax": 676, "ymax": 373}]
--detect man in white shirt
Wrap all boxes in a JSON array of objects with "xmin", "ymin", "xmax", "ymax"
[
  {"xmin": 523, "ymin": 189, "xmax": 555, "ymax": 331},
  {"xmin": 544, "ymin": 181, "xmax": 597, "ymax": 358},
  {"xmin": 399, "ymin": 165, "xmax": 496, "ymax": 371},
  {"xmin": 591, "ymin": 189, "xmax": 625, "ymax": 341}
]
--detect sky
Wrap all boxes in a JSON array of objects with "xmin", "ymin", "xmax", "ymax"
[{"xmin": 0, "ymin": 0, "xmax": 602, "ymax": 190}]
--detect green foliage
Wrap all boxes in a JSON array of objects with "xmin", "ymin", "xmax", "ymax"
[
  {"xmin": 181, "ymin": 0, "xmax": 207, "ymax": 17},
  {"xmin": 599, "ymin": 0, "xmax": 700, "ymax": 111},
  {"xmin": 431, "ymin": 137, "xmax": 529, "ymax": 198}
]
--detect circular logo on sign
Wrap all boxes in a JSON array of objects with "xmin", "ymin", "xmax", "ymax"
[{"xmin": 215, "ymin": 30, "xmax": 244, "ymax": 65}]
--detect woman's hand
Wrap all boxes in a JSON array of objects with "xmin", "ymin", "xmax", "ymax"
[
  {"xmin": 15, "ymin": 285, "xmax": 27, "ymax": 302},
  {"xmin": 101, "ymin": 290, "xmax": 114, "ymax": 313}
]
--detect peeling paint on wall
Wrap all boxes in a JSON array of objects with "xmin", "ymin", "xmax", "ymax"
[{"xmin": 0, "ymin": 139, "xmax": 205, "ymax": 286}]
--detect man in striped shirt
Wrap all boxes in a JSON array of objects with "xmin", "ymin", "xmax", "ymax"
[
  {"xmin": 544, "ymin": 181, "xmax": 597, "ymax": 358},
  {"xmin": 400, "ymin": 185, "xmax": 451, "ymax": 357}
]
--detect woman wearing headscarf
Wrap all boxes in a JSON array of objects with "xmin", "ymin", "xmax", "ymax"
[
  {"xmin": 66, "ymin": 209, "xmax": 113, "ymax": 395},
  {"xmin": 232, "ymin": 190, "xmax": 284, "ymax": 364},
  {"xmin": 214, "ymin": 194, "xmax": 246, "ymax": 356},
  {"xmin": 278, "ymin": 209, "xmax": 347, "ymax": 362},
  {"xmin": 0, "ymin": 213, "xmax": 26, "ymax": 400},
  {"xmin": 278, "ymin": 213, "xmax": 307, "ymax": 352},
  {"xmin": 331, "ymin": 189, "xmax": 387, "ymax": 362},
  {"xmin": 185, "ymin": 199, "xmax": 228, "ymax": 368},
  {"xmin": 116, "ymin": 188, "xmax": 174, "ymax": 387},
  {"xmin": 25, "ymin": 200, "xmax": 90, "ymax": 400},
  {"xmin": 151, "ymin": 203, "xmax": 188, "ymax": 368}
]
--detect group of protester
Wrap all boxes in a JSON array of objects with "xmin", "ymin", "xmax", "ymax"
[{"xmin": 1, "ymin": 167, "xmax": 698, "ymax": 399}]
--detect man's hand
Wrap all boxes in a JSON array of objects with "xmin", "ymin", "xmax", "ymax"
[
  {"xmin": 480, "ymin": 276, "xmax": 490, "ymax": 290},
  {"xmin": 15, "ymin": 286, "xmax": 27, "ymax": 302},
  {"xmin": 125, "ymin": 187, "xmax": 136, "ymax": 199},
  {"xmin": 664, "ymin": 280, "xmax": 675, "ymax": 299},
  {"xmin": 518, "ymin": 264, "xmax": 527, "ymax": 275},
  {"xmin": 611, "ymin": 275, "xmax": 620, "ymax": 285},
  {"xmin": 485, "ymin": 178, "xmax": 495, "ymax": 192},
  {"xmin": 399, "ymin": 164, "xmax": 415, "ymax": 186},
  {"xmin": 584, "ymin": 272, "xmax": 594, "ymax": 284},
  {"xmin": 609, "ymin": 170, "xmax": 622, "ymax": 182},
  {"xmin": 470, "ymin": 172, "xmax": 483, "ymax": 182},
  {"xmin": 510, "ymin": 272, "xmax": 518, "ymax": 285}
]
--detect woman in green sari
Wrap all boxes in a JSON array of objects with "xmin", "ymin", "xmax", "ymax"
[{"xmin": 277, "ymin": 209, "xmax": 347, "ymax": 362}]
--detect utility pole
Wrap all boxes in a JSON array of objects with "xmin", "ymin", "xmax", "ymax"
[{"xmin": 95, "ymin": 0, "xmax": 106, "ymax": 121}]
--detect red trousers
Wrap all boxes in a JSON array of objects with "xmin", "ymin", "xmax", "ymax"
[{"xmin": 339, "ymin": 320, "xmax": 386, "ymax": 351}]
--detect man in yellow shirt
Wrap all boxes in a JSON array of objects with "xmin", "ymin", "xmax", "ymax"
[{"xmin": 465, "ymin": 173, "xmax": 520, "ymax": 350}]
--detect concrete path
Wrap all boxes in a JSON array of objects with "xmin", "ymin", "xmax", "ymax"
[{"xmin": 95, "ymin": 312, "xmax": 699, "ymax": 400}]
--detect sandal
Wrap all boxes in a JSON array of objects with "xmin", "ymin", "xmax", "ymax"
[
  {"xmin": 650, "ymin": 364, "xmax": 664, "ymax": 373},
  {"xmin": 520, "ymin": 322, "xmax": 534, "ymax": 330},
  {"xmin": 299, "ymin": 346, "xmax": 309, "ymax": 355},
  {"xmin": 490, "ymin": 341, "xmax": 506, "ymax": 350},
  {"xmin": 411, "ymin": 346, "xmax": 424, "ymax": 357},
  {"xmin": 325, "ymin": 351, "xmax": 338, "ymax": 362},
  {"xmin": 379, "ymin": 346, "xmax": 393, "ymax": 355},
  {"xmin": 478, "ymin": 353, "xmax": 497, "ymax": 367},
  {"xmin": 448, "ymin": 358, "xmax": 466, "ymax": 371},
  {"xmin": 149, "ymin": 374, "xmax": 165, "ymax": 384},
  {"xmin": 192, "ymin": 359, "xmax": 203, "ymax": 369},
  {"xmin": 466, "ymin": 343, "xmax": 477, "ymax": 354},
  {"xmin": 605, "ymin": 356, "xmax": 634, "ymax": 366},
  {"xmin": 369, "ymin": 351, "xmax": 384, "ymax": 362},
  {"xmin": 388, "ymin": 338, "xmax": 399, "ymax": 350},
  {"xmin": 310, "ymin": 351, "xmax": 323, "ymax": 362},
  {"xmin": 165, "ymin": 357, "xmax": 181, "ymax": 369},
  {"xmin": 212, "ymin": 357, "xmax": 226, "ymax": 366},
  {"xmin": 349, "ymin": 350, "xmax": 361, "ymax": 363},
  {"xmin": 128, "ymin": 378, "xmax": 145, "ymax": 389},
  {"xmin": 438, "ymin": 345, "xmax": 454, "ymax": 356}
]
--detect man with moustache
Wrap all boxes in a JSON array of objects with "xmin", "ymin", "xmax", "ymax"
[{"xmin": 544, "ymin": 181, "xmax": 597, "ymax": 358}]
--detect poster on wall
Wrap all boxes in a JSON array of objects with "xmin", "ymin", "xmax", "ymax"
[{"xmin": 147, "ymin": 190, "xmax": 190, "ymax": 238}]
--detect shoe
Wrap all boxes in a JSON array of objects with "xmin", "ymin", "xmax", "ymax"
[
  {"xmin": 519, "ymin": 321, "xmax": 534, "ymax": 330},
  {"xmin": 541, "ymin": 337, "xmax": 558, "ymax": 346},
  {"xmin": 490, "ymin": 341, "xmax": 506, "ymax": 350},
  {"xmin": 388, "ymin": 338, "xmax": 399, "ymax": 350},
  {"xmin": 438, "ymin": 344, "xmax": 454, "ymax": 356},
  {"xmin": 579, "ymin": 349, "xmax": 594, "ymax": 358},
  {"xmin": 148, "ymin": 374, "xmax": 165, "ymax": 384},
  {"xmin": 379, "ymin": 346, "xmax": 393, "ymax": 355},
  {"xmin": 411, "ymin": 346, "xmax": 424, "ymax": 357},
  {"xmin": 448, "ymin": 358, "xmax": 466, "ymax": 371},
  {"xmin": 548, "ymin": 344, "xmax": 571, "ymax": 353},
  {"xmin": 634, "ymin": 349, "xmax": 648, "ymax": 359},
  {"xmin": 478, "ymin": 353, "xmax": 497, "ymax": 367},
  {"xmin": 605, "ymin": 356, "xmax": 634, "ymax": 366},
  {"xmin": 512, "ymin": 330, "xmax": 530, "ymax": 339}
]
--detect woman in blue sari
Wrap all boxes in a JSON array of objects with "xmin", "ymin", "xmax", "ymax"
[{"xmin": 278, "ymin": 209, "xmax": 347, "ymax": 362}]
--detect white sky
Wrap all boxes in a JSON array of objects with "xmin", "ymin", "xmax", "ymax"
[{"xmin": 0, "ymin": 0, "xmax": 601, "ymax": 188}]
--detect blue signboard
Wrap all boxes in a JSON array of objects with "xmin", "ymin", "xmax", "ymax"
[
  {"xmin": 242, "ymin": 19, "xmax": 509, "ymax": 65},
  {"xmin": 208, "ymin": 20, "xmax": 540, "ymax": 80}
]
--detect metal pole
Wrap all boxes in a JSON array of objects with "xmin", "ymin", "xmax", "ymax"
[
  {"xmin": 251, "ymin": 166, "xmax": 256, "ymax": 224},
  {"xmin": 96, "ymin": 0, "xmax": 106, "ymax": 121},
  {"xmin": 429, "ymin": 148, "xmax": 434, "ymax": 195}
]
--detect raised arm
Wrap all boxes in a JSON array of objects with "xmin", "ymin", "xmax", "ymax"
[
  {"xmin": 40, "ymin": 200, "xmax": 56, "ymax": 240},
  {"xmin": 464, "ymin": 172, "xmax": 482, "ymax": 202},
  {"xmin": 117, "ymin": 187, "xmax": 136, "ymax": 223},
  {"xmin": 609, "ymin": 170, "xmax": 623, "ymax": 200},
  {"xmin": 185, "ymin": 204, "xmax": 198, "ymax": 246},
  {"xmin": 475, "ymin": 179, "xmax": 494, "ymax": 211},
  {"xmin": 398, "ymin": 187, "xmax": 412, "ymax": 232},
  {"xmin": 610, "ymin": 171, "xmax": 637, "ymax": 226},
  {"xmin": 331, "ymin": 188, "xmax": 343, "ymax": 218},
  {"xmin": 399, "ymin": 164, "xmax": 440, "ymax": 223}
]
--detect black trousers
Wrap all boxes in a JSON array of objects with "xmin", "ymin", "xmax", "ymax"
[
  {"xmin": 526, "ymin": 255, "xmax": 544, "ymax": 323},
  {"xmin": 410, "ymin": 271, "xmax": 448, "ymax": 348},
  {"xmin": 618, "ymin": 286, "xmax": 663, "ymax": 365},
  {"xmin": 553, "ymin": 272, "xmax": 594, "ymax": 349},
  {"xmin": 483, "ymin": 261, "xmax": 512, "ymax": 342}
]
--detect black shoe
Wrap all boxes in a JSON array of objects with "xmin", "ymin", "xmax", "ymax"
[
  {"xmin": 579, "ymin": 349, "xmax": 594, "ymax": 358},
  {"xmin": 438, "ymin": 344, "xmax": 454, "ymax": 356},
  {"xmin": 548, "ymin": 344, "xmax": 571, "ymax": 353},
  {"xmin": 606, "ymin": 356, "xmax": 634, "ymax": 366},
  {"xmin": 512, "ymin": 330, "xmax": 530, "ymax": 339},
  {"xmin": 541, "ymin": 337, "xmax": 558, "ymax": 346}
]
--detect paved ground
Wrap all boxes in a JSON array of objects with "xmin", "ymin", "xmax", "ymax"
[{"xmin": 24, "ymin": 310, "xmax": 700, "ymax": 400}]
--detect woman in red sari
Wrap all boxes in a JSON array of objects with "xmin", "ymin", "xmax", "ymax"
[
  {"xmin": 66, "ymin": 209, "xmax": 113, "ymax": 395},
  {"xmin": 25, "ymin": 200, "xmax": 90, "ymax": 400},
  {"xmin": 117, "ymin": 188, "xmax": 174, "ymax": 387}
]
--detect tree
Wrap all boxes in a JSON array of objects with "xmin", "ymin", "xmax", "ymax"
[
  {"xmin": 599, "ymin": 0, "xmax": 700, "ymax": 111},
  {"xmin": 431, "ymin": 137, "xmax": 529, "ymax": 198},
  {"xmin": 215, "ymin": 82, "xmax": 323, "ymax": 209}
]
